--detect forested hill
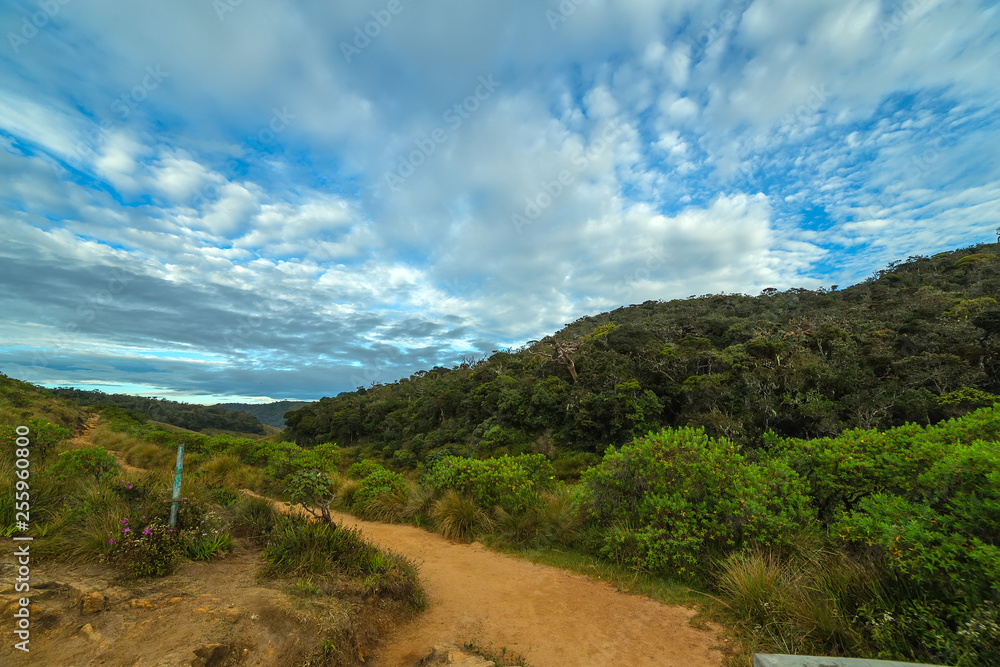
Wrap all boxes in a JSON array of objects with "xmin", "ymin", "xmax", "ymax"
[
  {"xmin": 215, "ymin": 401, "xmax": 310, "ymax": 428},
  {"xmin": 284, "ymin": 243, "xmax": 1000, "ymax": 459},
  {"xmin": 50, "ymin": 388, "xmax": 265, "ymax": 434}
]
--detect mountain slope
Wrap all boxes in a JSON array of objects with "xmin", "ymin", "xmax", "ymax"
[{"xmin": 285, "ymin": 243, "xmax": 1000, "ymax": 458}]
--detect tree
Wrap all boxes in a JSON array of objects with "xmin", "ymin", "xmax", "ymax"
[
  {"xmin": 534, "ymin": 336, "xmax": 583, "ymax": 382},
  {"xmin": 284, "ymin": 470, "xmax": 339, "ymax": 523}
]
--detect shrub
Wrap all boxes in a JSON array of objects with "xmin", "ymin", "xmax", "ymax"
[
  {"xmin": 285, "ymin": 469, "xmax": 340, "ymax": 523},
  {"xmin": 106, "ymin": 519, "xmax": 183, "ymax": 578},
  {"xmin": 422, "ymin": 454, "xmax": 553, "ymax": 515},
  {"xmin": 353, "ymin": 468, "xmax": 409, "ymax": 516},
  {"xmin": 294, "ymin": 442, "xmax": 341, "ymax": 472},
  {"xmin": 347, "ymin": 459, "xmax": 386, "ymax": 480},
  {"xmin": 582, "ymin": 427, "xmax": 813, "ymax": 578},
  {"xmin": 0, "ymin": 419, "xmax": 71, "ymax": 462},
  {"xmin": 231, "ymin": 494, "xmax": 279, "ymax": 541},
  {"xmin": 47, "ymin": 447, "xmax": 120, "ymax": 483},
  {"xmin": 186, "ymin": 531, "xmax": 233, "ymax": 561},
  {"xmin": 431, "ymin": 490, "xmax": 486, "ymax": 541}
]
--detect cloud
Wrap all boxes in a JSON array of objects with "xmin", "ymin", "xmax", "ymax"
[{"xmin": 0, "ymin": 0, "xmax": 997, "ymax": 400}]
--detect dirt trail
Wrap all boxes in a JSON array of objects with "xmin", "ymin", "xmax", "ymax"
[{"xmin": 260, "ymin": 494, "xmax": 726, "ymax": 667}]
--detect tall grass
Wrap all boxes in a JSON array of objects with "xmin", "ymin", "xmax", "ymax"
[
  {"xmin": 431, "ymin": 490, "xmax": 486, "ymax": 541},
  {"xmin": 197, "ymin": 453, "xmax": 265, "ymax": 490},
  {"xmin": 263, "ymin": 514, "xmax": 425, "ymax": 609}
]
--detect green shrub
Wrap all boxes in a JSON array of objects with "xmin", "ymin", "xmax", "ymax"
[
  {"xmin": 346, "ymin": 459, "xmax": 386, "ymax": 480},
  {"xmin": 353, "ymin": 468, "xmax": 409, "ymax": 515},
  {"xmin": 46, "ymin": 446, "xmax": 120, "ymax": 483},
  {"xmin": 431, "ymin": 490, "xmax": 486, "ymax": 541},
  {"xmin": 582, "ymin": 427, "xmax": 813, "ymax": 578},
  {"xmin": 422, "ymin": 454, "xmax": 553, "ymax": 515},
  {"xmin": 0, "ymin": 419, "xmax": 71, "ymax": 463},
  {"xmin": 186, "ymin": 531, "xmax": 233, "ymax": 561},
  {"xmin": 231, "ymin": 494, "xmax": 279, "ymax": 541},
  {"xmin": 285, "ymin": 469, "xmax": 340, "ymax": 522},
  {"xmin": 294, "ymin": 442, "xmax": 340, "ymax": 472}
]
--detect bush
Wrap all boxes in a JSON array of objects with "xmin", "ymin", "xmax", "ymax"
[
  {"xmin": 431, "ymin": 490, "xmax": 486, "ymax": 541},
  {"xmin": 231, "ymin": 494, "xmax": 279, "ymax": 542},
  {"xmin": 347, "ymin": 459, "xmax": 386, "ymax": 480},
  {"xmin": 353, "ymin": 468, "xmax": 409, "ymax": 516},
  {"xmin": 582, "ymin": 427, "xmax": 813, "ymax": 578},
  {"xmin": 423, "ymin": 454, "xmax": 554, "ymax": 515},
  {"xmin": 263, "ymin": 514, "xmax": 425, "ymax": 608},
  {"xmin": 46, "ymin": 447, "xmax": 120, "ymax": 483},
  {"xmin": 285, "ymin": 470, "xmax": 340, "ymax": 523},
  {"xmin": 106, "ymin": 519, "xmax": 183, "ymax": 578}
]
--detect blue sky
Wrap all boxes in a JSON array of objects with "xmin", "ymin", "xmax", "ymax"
[{"xmin": 1, "ymin": 0, "xmax": 998, "ymax": 404}]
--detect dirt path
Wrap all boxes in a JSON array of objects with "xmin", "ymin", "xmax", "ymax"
[{"xmin": 276, "ymin": 501, "xmax": 726, "ymax": 667}]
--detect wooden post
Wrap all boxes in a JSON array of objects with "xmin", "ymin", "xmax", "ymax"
[{"xmin": 168, "ymin": 443, "xmax": 185, "ymax": 530}]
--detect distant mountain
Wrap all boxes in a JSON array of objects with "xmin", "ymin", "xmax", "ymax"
[
  {"xmin": 215, "ymin": 401, "xmax": 311, "ymax": 428},
  {"xmin": 50, "ymin": 388, "xmax": 265, "ymax": 434}
]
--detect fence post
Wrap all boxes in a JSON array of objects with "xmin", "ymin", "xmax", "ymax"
[{"xmin": 168, "ymin": 443, "xmax": 185, "ymax": 530}]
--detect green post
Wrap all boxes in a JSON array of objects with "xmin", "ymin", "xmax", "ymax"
[{"xmin": 168, "ymin": 443, "xmax": 185, "ymax": 530}]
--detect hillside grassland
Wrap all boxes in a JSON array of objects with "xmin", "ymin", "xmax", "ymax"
[{"xmin": 0, "ymin": 377, "xmax": 424, "ymax": 665}]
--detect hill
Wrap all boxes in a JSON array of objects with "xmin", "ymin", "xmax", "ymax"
[
  {"xmin": 284, "ymin": 242, "xmax": 1000, "ymax": 462},
  {"xmin": 215, "ymin": 400, "xmax": 311, "ymax": 428},
  {"xmin": 49, "ymin": 388, "xmax": 265, "ymax": 434}
]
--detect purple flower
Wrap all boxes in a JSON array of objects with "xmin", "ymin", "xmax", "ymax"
[
  {"xmin": 108, "ymin": 538, "xmax": 116, "ymax": 545},
  {"xmin": 120, "ymin": 519, "xmax": 128, "ymax": 525},
  {"xmin": 126, "ymin": 483, "xmax": 133, "ymax": 489},
  {"xmin": 141, "ymin": 516, "xmax": 146, "ymax": 521},
  {"xmin": 142, "ymin": 527, "xmax": 152, "ymax": 536},
  {"xmin": 122, "ymin": 527, "xmax": 130, "ymax": 533}
]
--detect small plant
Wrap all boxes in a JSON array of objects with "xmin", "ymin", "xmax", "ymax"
[
  {"xmin": 106, "ymin": 519, "xmax": 183, "ymax": 578},
  {"xmin": 186, "ymin": 531, "xmax": 233, "ymax": 561},
  {"xmin": 285, "ymin": 469, "xmax": 340, "ymax": 522},
  {"xmin": 231, "ymin": 494, "xmax": 279, "ymax": 542}
]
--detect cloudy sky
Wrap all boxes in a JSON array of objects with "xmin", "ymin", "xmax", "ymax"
[{"xmin": 1, "ymin": 0, "xmax": 998, "ymax": 403}]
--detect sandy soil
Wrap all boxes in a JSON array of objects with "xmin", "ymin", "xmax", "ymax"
[{"xmin": 312, "ymin": 507, "xmax": 726, "ymax": 667}]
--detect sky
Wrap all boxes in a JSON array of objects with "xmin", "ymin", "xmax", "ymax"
[{"xmin": 1, "ymin": 0, "xmax": 998, "ymax": 404}]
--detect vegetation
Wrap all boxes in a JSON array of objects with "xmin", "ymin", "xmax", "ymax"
[
  {"xmin": 285, "ymin": 244, "xmax": 1000, "ymax": 465},
  {"xmin": 0, "ymin": 374, "xmax": 424, "ymax": 666},
  {"xmin": 50, "ymin": 387, "xmax": 265, "ymax": 434}
]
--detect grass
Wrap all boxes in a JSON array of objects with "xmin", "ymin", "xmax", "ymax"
[
  {"xmin": 431, "ymin": 490, "xmax": 487, "ymax": 541},
  {"xmin": 263, "ymin": 513, "xmax": 426, "ymax": 610}
]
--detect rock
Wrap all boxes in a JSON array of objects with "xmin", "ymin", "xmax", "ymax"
[
  {"xmin": 130, "ymin": 598, "xmax": 155, "ymax": 609},
  {"xmin": 419, "ymin": 642, "xmax": 495, "ymax": 666},
  {"xmin": 81, "ymin": 592, "xmax": 106, "ymax": 614},
  {"xmin": 79, "ymin": 623, "xmax": 103, "ymax": 643}
]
